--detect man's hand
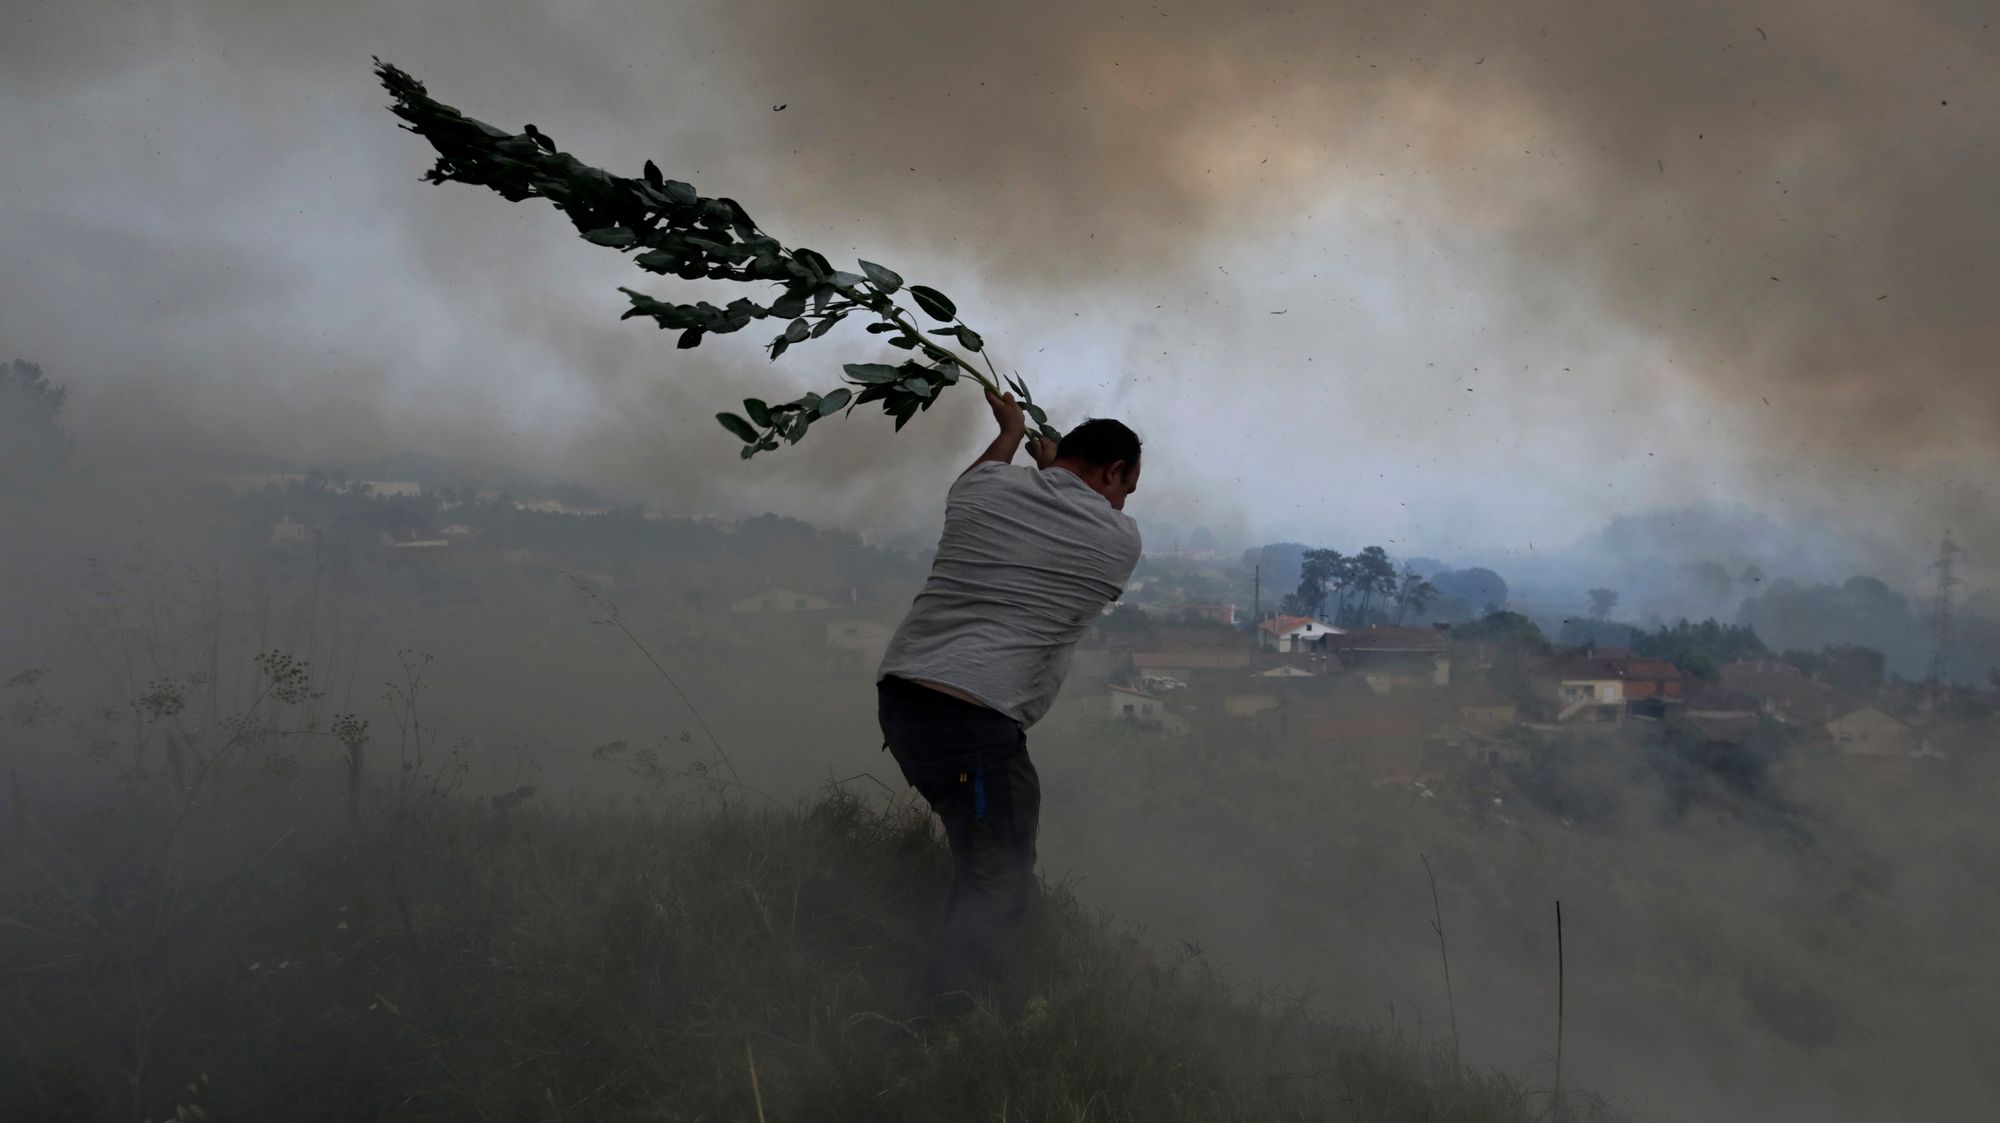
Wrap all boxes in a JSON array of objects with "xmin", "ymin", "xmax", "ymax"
[
  {"xmin": 1026, "ymin": 434, "xmax": 1059, "ymax": 469},
  {"xmin": 986, "ymin": 388, "xmax": 1027, "ymax": 436}
]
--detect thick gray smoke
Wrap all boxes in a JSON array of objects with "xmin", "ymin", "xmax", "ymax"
[{"xmin": 3, "ymin": 1, "xmax": 1996, "ymax": 564}]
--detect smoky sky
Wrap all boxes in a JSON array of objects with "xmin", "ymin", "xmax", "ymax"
[{"xmin": 4, "ymin": 0, "xmax": 1997, "ymax": 579}]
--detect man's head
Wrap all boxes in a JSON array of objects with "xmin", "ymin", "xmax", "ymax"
[{"xmin": 1053, "ymin": 418, "xmax": 1142, "ymax": 511}]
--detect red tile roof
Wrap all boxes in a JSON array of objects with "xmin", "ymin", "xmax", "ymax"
[
  {"xmin": 1259, "ymin": 614, "xmax": 1324, "ymax": 636},
  {"xmin": 1545, "ymin": 653, "xmax": 1683, "ymax": 682}
]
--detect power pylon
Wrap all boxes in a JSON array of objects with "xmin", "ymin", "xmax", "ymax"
[{"xmin": 1928, "ymin": 531, "xmax": 1965, "ymax": 711}]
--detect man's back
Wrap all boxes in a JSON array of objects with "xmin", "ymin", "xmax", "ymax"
[{"xmin": 878, "ymin": 460, "xmax": 1142, "ymax": 726}]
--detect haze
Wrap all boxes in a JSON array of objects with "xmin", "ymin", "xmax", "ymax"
[{"xmin": 5, "ymin": 3, "xmax": 2000, "ymax": 1122}]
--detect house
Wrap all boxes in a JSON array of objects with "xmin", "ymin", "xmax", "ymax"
[
  {"xmin": 1676, "ymin": 684, "xmax": 1763, "ymax": 747},
  {"xmin": 825, "ymin": 619, "xmax": 893, "ymax": 670},
  {"xmin": 1427, "ymin": 724, "xmax": 1531, "ymax": 768},
  {"xmin": 1223, "ymin": 692, "xmax": 1282, "ymax": 717},
  {"xmin": 1258, "ymin": 664, "xmax": 1316, "ymax": 679},
  {"xmin": 1683, "ymin": 683, "xmax": 1760, "ymax": 719},
  {"xmin": 267, "ymin": 515, "xmax": 308, "ymax": 546},
  {"xmin": 1323, "ymin": 627, "xmax": 1453, "ymax": 692},
  {"xmin": 1109, "ymin": 685, "xmax": 1186, "ymax": 733},
  {"xmin": 1450, "ymin": 682, "xmax": 1520, "ymax": 732},
  {"xmin": 380, "ymin": 527, "xmax": 450, "ymax": 549},
  {"xmin": 1825, "ymin": 706, "xmax": 1919, "ymax": 756},
  {"xmin": 1719, "ymin": 659, "xmax": 1851, "ymax": 725},
  {"xmin": 516, "ymin": 498, "xmax": 612, "ymax": 516},
  {"xmin": 1259, "ymin": 614, "xmax": 1344, "ymax": 654},
  {"xmin": 731, "ymin": 589, "xmax": 836, "ymax": 614},
  {"xmin": 1540, "ymin": 651, "xmax": 1683, "ymax": 722}
]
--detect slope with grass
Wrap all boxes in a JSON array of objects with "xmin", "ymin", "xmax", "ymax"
[{"xmin": 1, "ymin": 779, "xmax": 1622, "ymax": 1123}]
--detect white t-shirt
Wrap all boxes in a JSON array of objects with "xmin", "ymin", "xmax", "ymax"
[{"xmin": 877, "ymin": 461, "xmax": 1142, "ymax": 727}]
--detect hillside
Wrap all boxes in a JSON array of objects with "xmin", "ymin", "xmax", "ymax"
[{"xmin": 1, "ymin": 783, "xmax": 1621, "ymax": 1122}]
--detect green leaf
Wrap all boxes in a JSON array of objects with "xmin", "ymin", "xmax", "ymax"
[
  {"xmin": 955, "ymin": 325, "xmax": 984, "ymax": 352},
  {"xmin": 644, "ymin": 160, "xmax": 664, "ymax": 188},
  {"xmin": 768, "ymin": 336, "xmax": 789, "ymax": 361},
  {"xmin": 887, "ymin": 335, "xmax": 918, "ymax": 349},
  {"xmin": 677, "ymin": 327, "xmax": 705, "ymax": 349},
  {"xmin": 583, "ymin": 226, "xmax": 637, "ymax": 247},
  {"xmin": 818, "ymin": 387, "xmax": 852, "ymax": 415},
  {"xmin": 770, "ymin": 293, "xmax": 807, "ymax": 319},
  {"xmin": 827, "ymin": 271, "xmax": 866, "ymax": 289},
  {"xmin": 858, "ymin": 260, "xmax": 903, "ymax": 293},
  {"xmin": 784, "ymin": 318, "xmax": 810, "ymax": 343},
  {"xmin": 843, "ymin": 363, "xmax": 904, "ymax": 384},
  {"xmin": 909, "ymin": 285, "xmax": 957, "ymax": 321},
  {"xmin": 1024, "ymin": 402, "xmax": 1047, "ymax": 425},
  {"xmin": 740, "ymin": 444, "xmax": 758, "ymax": 460},
  {"xmin": 717, "ymin": 413, "xmax": 759, "ymax": 442},
  {"xmin": 1037, "ymin": 423, "xmax": 1062, "ymax": 443},
  {"xmin": 744, "ymin": 398, "xmax": 772, "ymax": 427},
  {"xmin": 865, "ymin": 322, "xmax": 899, "ymax": 334},
  {"xmin": 899, "ymin": 376, "xmax": 936, "ymax": 399},
  {"xmin": 663, "ymin": 180, "xmax": 698, "ymax": 205},
  {"xmin": 809, "ymin": 313, "xmax": 844, "ymax": 338}
]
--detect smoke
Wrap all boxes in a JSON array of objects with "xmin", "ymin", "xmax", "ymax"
[{"xmin": 4, "ymin": 1, "xmax": 1997, "ymax": 565}]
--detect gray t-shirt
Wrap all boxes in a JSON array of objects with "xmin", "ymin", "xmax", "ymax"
[{"xmin": 878, "ymin": 461, "xmax": 1143, "ymax": 727}]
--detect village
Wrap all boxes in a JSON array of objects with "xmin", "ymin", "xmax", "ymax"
[{"xmin": 250, "ymin": 481, "xmax": 1996, "ymax": 792}]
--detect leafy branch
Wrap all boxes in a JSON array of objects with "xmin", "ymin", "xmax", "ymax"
[{"xmin": 373, "ymin": 60, "xmax": 1059, "ymax": 458}]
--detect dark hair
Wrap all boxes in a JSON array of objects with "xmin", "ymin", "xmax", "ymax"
[{"xmin": 1056, "ymin": 418, "xmax": 1141, "ymax": 470}]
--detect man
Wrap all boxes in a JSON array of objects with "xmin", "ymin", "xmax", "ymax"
[{"xmin": 876, "ymin": 386, "xmax": 1143, "ymax": 1018}]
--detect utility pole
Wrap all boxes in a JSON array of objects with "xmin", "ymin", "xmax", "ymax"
[
  {"xmin": 1252, "ymin": 564, "xmax": 1262, "ymax": 653},
  {"xmin": 1928, "ymin": 531, "xmax": 1965, "ymax": 714}
]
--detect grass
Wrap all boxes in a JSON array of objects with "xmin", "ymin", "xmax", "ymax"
[{"xmin": 1, "ymin": 776, "xmax": 1625, "ymax": 1123}]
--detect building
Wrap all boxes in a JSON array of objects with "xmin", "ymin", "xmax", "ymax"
[
  {"xmin": 379, "ymin": 528, "xmax": 450, "ymax": 549},
  {"xmin": 1259, "ymin": 614, "xmax": 1343, "ymax": 654},
  {"xmin": 516, "ymin": 498, "xmax": 612, "ymax": 516},
  {"xmin": 1258, "ymin": 665, "xmax": 1316, "ymax": 679},
  {"xmin": 1540, "ymin": 651, "xmax": 1683, "ymax": 722},
  {"xmin": 1108, "ymin": 685, "xmax": 1184, "ymax": 733},
  {"xmin": 1450, "ymin": 682, "xmax": 1520, "ymax": 732},
  {"xmin": 730, "ymin": 589, "xmax": 836, "ymax": 614},
  {"xmin": 1825, "ymin": 706, "xmax": 1919, "ymax": 756},
  {"xmin": 1323, "ymin": 627, "xmax": 1453, "ymax": 692},
  {"xmin": 1719, "ymin": 659, "xmax": 1852, "ymax": 725},
  {"xmin": 1675, "ymin": 683, "xmax": 1764, "ymax": 747}
]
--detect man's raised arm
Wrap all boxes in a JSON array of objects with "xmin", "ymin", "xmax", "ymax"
[{"xmin": 961, "ymin": 389, "xmax": 1058, "ymax": 477}]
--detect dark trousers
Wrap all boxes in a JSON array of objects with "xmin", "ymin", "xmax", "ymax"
[{"xmin": 877, "ymin": 676, "xmax": 1040, "ymax": 1014}]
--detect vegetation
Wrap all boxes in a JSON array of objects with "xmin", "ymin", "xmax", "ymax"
[
  {"xmin": 373, "ymin": 62, "xmax": 1059, "ymax": 460},
  {"xmin": 2, "ymin": 357, "xmax": 73, "ymax": 476},
  {"xmin": 1, "ymin": 646, "xmax": 1624, "ymax": 1123},
  {"xmin": 1629, "ymin": 620, "xmax": 1768, "ymax": 681}
]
